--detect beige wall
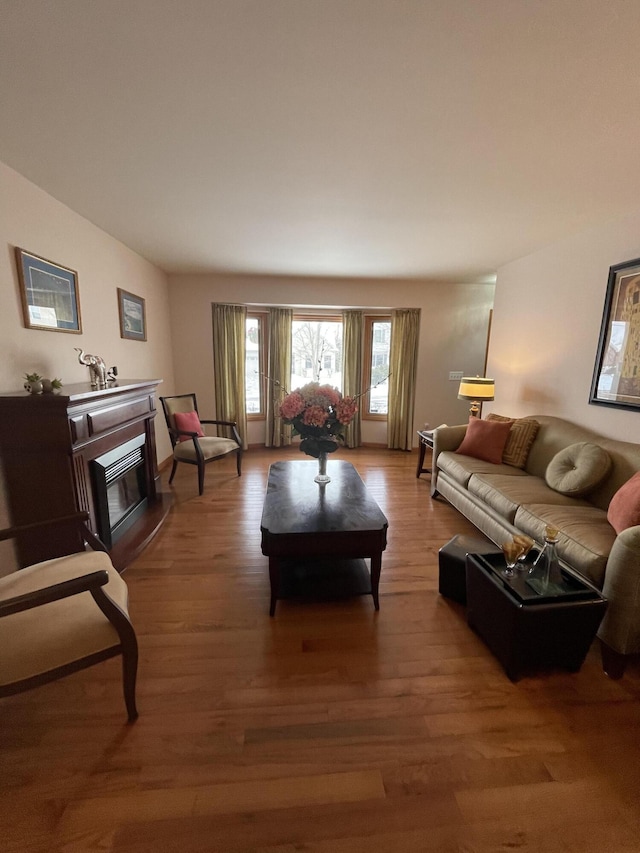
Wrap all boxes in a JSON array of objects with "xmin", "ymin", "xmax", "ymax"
[
  {"xmin": 0, "ymin": 160, "xmax": 176, "ymax": 467},
  {"xmin": 488, "ymin": 206, "xmax": 640, "ymax": 441},
  {"xmin": 167, "ymin": 273, "xmax": 495, "ymax": 446}
]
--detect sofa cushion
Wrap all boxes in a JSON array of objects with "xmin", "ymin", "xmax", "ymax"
[
  {"xmin": 468, "ymin": 473, "xmax": 590, "ymax": 524},
  {"xmin": 514, "ymin": 503, "xmax": 615, "ymax": 586},
  {"xmin": 486, "ymin": 413, "xmax": 540, "ymax": 468},
  {"xmin": 454, "ymin": 417, "xmax": 512, "ymax": 464},
  {"xmin": 545, "ymin": 442, "xmax": 612, "ymax": 497},
  {"xmin": 607, "ymin": 471, "xmax": 640, "ymax": 533},
  {"xmin": 437, "ymin": 450, "xmax": 526, "ymax": 489}
]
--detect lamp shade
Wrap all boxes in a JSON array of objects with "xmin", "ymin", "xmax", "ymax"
[{"xmin": 458, "ymin": 376, "xmax": 495, "ymax": 402}]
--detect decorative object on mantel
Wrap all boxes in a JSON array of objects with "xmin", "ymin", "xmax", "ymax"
[
  {"xmin": 23, "ymin": 373, "xmax": 64, "ymax": 394},
  {"xmin": 41, "ymin": 378, "xmax": 63, "ymax": 394},
  {"xmin": 457, "ymin": 375, "xmax": 495, "ymax": 417},
  {"xmin": 23, "ymin": 372, "xmax": 43, "ymax": 394},
  {"xmin": 279, "ymin": 382, "xmax": 358, "ymax": 484},
  {"xmin": 15, "ymin": 247, "xmax": 82, "ymax": 334},
  {"xmin": 74, "ymin": 348, "xmax": 111, "ymax": 388}
]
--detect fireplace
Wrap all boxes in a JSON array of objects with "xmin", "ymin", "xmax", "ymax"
[
  {"xmin": 0, "ymin": 379, "xmax": 171, "ymax": 570},
  {"xmin": 92, "ymin": 433, "xmax": 148, "ymax": 549}
]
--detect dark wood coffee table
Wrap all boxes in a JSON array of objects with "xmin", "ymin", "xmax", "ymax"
[{"xmin": 260, "ymin": 459, "xmax": 388, "ymax": 615}]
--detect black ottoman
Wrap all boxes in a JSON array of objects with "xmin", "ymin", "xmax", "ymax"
[{"xmin": 438, "ymin": 533, "xmax": 500, "ymax": 604}]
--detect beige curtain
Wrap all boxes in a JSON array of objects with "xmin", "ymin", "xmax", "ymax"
[
  {"xmin": 212, "ymin": 303, "xmax": 248, "ymax": 449},
  {"xmin": 387, "ymin": 308, "xmax": 420, "ymax": 450},
  {"xmin": 265, "ymin": 307, "xmax": 292, "ymax": 447},
  {"xmin": 342, "ymin": 310, "xmax": 363, "ymax": 448}
]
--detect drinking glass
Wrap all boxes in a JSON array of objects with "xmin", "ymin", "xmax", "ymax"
[
  {"xmin": 513, "ymin": 534, "xmax": 535, "ymax": 569},
  {"xmin": 501, "ymin": 540, "xmax": 524, "ymax": 578}
]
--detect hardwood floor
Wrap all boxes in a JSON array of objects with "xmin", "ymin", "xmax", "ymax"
[{"xmin": 2, "ymin": 446, "xmax": 640, "ymax": 852}]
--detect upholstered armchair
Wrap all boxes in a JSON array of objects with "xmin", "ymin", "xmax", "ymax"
[
  {"xmin": 0, "ymin": 513, "xmax": 138, "ymax": 721},
  {"xmin": 160, "ymin": 393, "xmax": 242, "ymax": 495}
]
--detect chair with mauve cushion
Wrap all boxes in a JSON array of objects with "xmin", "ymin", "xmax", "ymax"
[
  {"xmin": 0, "ymin": 512, "xmax": 138, "ymax": 722},
  {"xmin": 160, "ymin": 393, "xmax": 242, "ymax": 495}
]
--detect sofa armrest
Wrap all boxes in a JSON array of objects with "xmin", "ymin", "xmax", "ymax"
[
  {"xmin": 430, "ymin": 424, "xmax": 468, "ymax": 497},
  {"xmin": 598, "ymin": 525, "xmax": 640, "ymax": 656}
]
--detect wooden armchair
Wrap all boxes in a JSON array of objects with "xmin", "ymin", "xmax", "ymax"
[
  {"xmin": 160, "ymin": 393, "xmax": 242, "ymax": 495},
  {"xmin": 0, "ymin": 513, "xmax": 138, "ymax": 722}
]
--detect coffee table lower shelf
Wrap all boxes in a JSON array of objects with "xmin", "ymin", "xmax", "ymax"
[{"xmin": 277, "ymin": 558, "xmax": 372, "ymax": 602}]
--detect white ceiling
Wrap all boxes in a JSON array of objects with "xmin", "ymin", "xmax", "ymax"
[{"xmin": 2, "ymin": 1, "xmax": 640, "ymax": 281}]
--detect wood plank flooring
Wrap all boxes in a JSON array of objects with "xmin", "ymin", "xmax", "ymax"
[{"xmin": 2, "ymin": 446, "xmax": 640, "ymax": 852}]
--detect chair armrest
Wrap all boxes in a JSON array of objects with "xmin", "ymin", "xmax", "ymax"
[
  {"xmin": 0, "ymin": 570, "xmax": 109, "ymax": 617},
  {"xmin": 200, "ymin": 419, "xmax": 238, "ymax": 427},
  {"xmin": 200, "ymin": 420, "xmax": 242, "ymax": 447},
  {"xmin": 0, "ymin": 512, "xmax": 107, "ymax": 554},
  {"xmin": 172, "ymin": 428, "xmax": 199, "ymax": 439},
  {"xmin": 0, "ymin": 511, "xmax": 89, "ymax": 542}
]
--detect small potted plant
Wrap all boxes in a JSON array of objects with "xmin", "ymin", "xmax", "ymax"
[
  {"xmin": 23, "ymin": 372, "xmax": 43, "ymax": 394},
  {"xmin": 41, "ymin": 377, "xmax": 63, "ymax": 394}
]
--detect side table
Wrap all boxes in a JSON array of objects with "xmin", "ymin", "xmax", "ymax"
[
  {"xmin": 416, "ymin": 429, "xmax": 434, "ymax": 478},
  {"xmin": 465, "ymin": 552, "xmax": 607, "ymax": 680}
]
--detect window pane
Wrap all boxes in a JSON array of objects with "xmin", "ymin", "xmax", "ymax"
[
  {"xmin": 291, "ymin": 320, "xmax": 343, "ymax": 390},
  {"xmin": 245, "ymin": 316, "xmax": 262, "ymax": 414},
  {"xmin": 369, "ymin": 321, "xmax": 391, "ymax": 414}
]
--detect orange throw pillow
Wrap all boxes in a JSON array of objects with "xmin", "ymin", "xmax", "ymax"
[
  {"xmin": 173, "ymin": 410, "xmax": 205, "ymax": 442},
  {"xmin": 455, "ymin": 417, "xmax": 512, "ymax": 464},
  {"xmin": 607, "ymin": 472, "xmax": 640, "ymax": 534}
]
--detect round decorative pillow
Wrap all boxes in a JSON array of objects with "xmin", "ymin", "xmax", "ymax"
[{"xmin": 545, "ymin": 442, "xmax": 612, "ymax": 496}]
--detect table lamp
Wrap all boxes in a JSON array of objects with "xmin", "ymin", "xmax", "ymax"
[{"xmin": 458, "ymin": 376, "xmax": 495, "ymax": 417}]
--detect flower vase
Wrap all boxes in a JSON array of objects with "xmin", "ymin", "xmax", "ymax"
[{"xmin": 314, "ymin": 451, "xmax": 331, "ymax": 484}]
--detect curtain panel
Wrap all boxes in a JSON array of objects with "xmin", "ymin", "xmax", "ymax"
[
  {"xmin": 342, "ymin": 310, "xmax": 363, "ymax": 448},
  {"xmin": 212, "ymin": 303, "xmax": 248, "ymax": 449},
  {"xmin": 265, "ymin": 307, "xmax": 292, "ymax": 447},
  {"xmin": 387, "ymin": 308, "xmax": 420, "ymax": 451}
]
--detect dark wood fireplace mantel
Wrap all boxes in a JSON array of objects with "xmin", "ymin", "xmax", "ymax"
[{"xmin": 0, "ymin": 379, "xmax": 171, "ymax": 571}]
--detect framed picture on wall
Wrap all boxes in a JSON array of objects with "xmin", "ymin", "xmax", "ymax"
[
  {"xmin": 590, "ymin": 257, "xmax": 640, "ymax": 411},
  {"xmin": 15, "ymin": 247, "xmax": 82, "ymax": 333},
  {"xmin": 118, "ymin": 288, "xmax": 147, "ymax": 341}
]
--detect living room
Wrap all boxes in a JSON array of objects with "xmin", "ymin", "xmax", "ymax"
[{"xmin": 2, "ymin": 3, "xmax": 640, "ymax": 851}]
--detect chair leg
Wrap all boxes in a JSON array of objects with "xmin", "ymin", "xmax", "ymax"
[
  {"xmin": 236, "ymin": 449, "xmax": 242, "ymax": 477},
  {"xmin": 198, "ymin": 462, "xmax": 205, "ymax": 495},
  {"xmin": 122, "ymin": 643, "xmax": 139, "ymax": 722},
  {"xmin": 168, "ymin": 460, "xmax": 178, "ymax": 484}
]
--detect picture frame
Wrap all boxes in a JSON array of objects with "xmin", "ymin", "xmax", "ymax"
[
  {"xmin": 590, "ymin": 257, "xmax": 640, "ymax": 411},
  {"xmin": 118, "ymin": 288, "xmax": 147, "ymax": 341},
  {"xmin": 15, "ymin": 247, "xmax": 82, "ymax": 333}
]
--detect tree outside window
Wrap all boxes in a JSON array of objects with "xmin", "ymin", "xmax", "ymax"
[{"xmin": 291, "ymin": 319, "xmax": 343, "ymax": 389}]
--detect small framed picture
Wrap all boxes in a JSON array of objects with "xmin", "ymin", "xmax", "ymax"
[
  {"xmin": 15, "ymin": 247, "xmax": 82, "ymax": 333},
  {"xmin": 118, "ymin": 288, "xmax": 147, "ymax": 341}
]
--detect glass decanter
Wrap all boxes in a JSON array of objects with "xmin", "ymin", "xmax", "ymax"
[{"xmin": 529, "ymin": 526, "xmax": 564, "ymax": 595}]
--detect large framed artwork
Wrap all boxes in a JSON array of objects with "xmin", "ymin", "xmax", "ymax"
[
  {"xmin": 118, "ymin": 288, "xmax": 147, "ymax": 341},
  {"xmin": 15, "ymin": 247, "xmax": 82, "ymax": 333},
  {"xmin": 590, "ymin": 257, "xmax": 640, "ymax": 411}
]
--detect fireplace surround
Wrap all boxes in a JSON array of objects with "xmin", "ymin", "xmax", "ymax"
[{"xmin": 0, "ymin": 379, "xmax": 170, "ymax": 570}]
